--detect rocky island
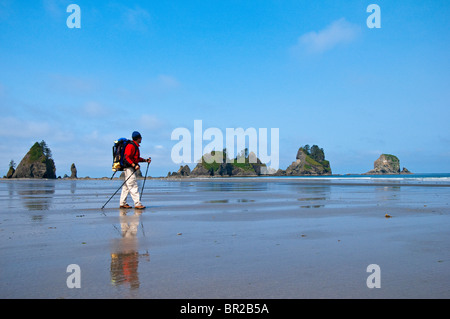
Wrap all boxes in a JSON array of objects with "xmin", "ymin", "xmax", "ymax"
[
  {"xmin": 365, "ymin": 154, "xmax": 412, "ymax": 174},
  {"xmin": 11, "ymin": 141, "xmax": 56, "ymax": 179},
  {"xmin": 168, "ymin": 144, "xmax": 332, "ymax": 177},
  {"xmin": 275, "ymin": 144, "xmax": 332, "ymax": 176},
  {"xmin": 168, "ymin": 149, "xmax": 267, "ymax": 177},
  {"xmin": 4, "ymin": 141, "xmax": 413, "ymax": 179}
]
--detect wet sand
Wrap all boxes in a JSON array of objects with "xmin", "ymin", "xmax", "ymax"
[{"xmin": 0, "ymin": 178, "xmax": 449, "ymax": 299}]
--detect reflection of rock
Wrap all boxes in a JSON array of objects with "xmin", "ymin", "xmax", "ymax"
[
  {"xmin": 70, "ymin": 180, "xmax": 76, "ymax": 194},
  {"xmin": 12, "ymin": 142, "xmax": 56, "ymax": 179},
  {"xmin": 365, "ymin": 154, "xmax": 412, "ymax": 174},
  {"xmin": 17, "ymin": 181, "xmax": 55, "ymax": 214},
  {"xmin": 295, "ymin": 184, "xmax": 330, "ymax": 208}
]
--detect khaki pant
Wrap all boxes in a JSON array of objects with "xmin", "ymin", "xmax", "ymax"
[{"xmin": 120, "ymin": 168, "xmax": 142, "ymax": 207}]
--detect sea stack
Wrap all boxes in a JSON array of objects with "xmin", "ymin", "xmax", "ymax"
[
  {"xmin": 12, "ymin": 141, "xmax": 56, "ymax": 179},
  {"xmin": 70, "ymin": 163, "xmax": 77, "ymax": 179},
  {"xmin": 168, "ymin": 149, "xmax": 267, "ymax": 177},
  {"xmin": 6, "ymin": 166, "xmax": 15, "ymax": 178},
  {"xmin": 365, "ymin": 154, "xmax": 412, "ymax": 174},
  {"xmin": 284, "ymin": 145, "xmax": 332, "ymax": 176}
]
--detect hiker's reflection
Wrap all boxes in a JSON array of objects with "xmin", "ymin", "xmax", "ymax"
[{"xmin": 110, "ymin": 209, "xmax": 149, "ymax": 290}]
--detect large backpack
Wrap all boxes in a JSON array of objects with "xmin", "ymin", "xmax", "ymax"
[{"xmin": 112, "ymin": 138, "xmax": 131, "ymax": 172}]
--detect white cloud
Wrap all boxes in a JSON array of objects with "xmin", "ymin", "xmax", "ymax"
[
  {"xmin": 113, "ymin": 74, "xmax": 180, "ymax": 102},
  {"xmin": 122, "ymin": 5, "xmax": 151, "ymax": 31},
  {"xmin": 48, "ymin": 74, "xmax": 98, "ymax": 95},
  {"xmin": 0, "ymin": 116, "xmax": 51, "ymax": 138},
  {"xmin": 295, "ymin": 18, "xmax": 360, "ymax": 54},
  {"xmin": 144, "ymin": 74, "xmax": 180, "ymax": 93},
  {"xmin": 0, "ymin": 115, "xmax": 77, "ymax": 145},
  {"xmin": 83, "ymin": 101, "xmax": 108, "ymax": 117},
  {"xmin": 157, "ymin": 74, "xmax": 180, "ymax": 89},
  {"xmin": 139, "ymin": 114, "xmax": 164, "ymax": 131},
  {"xmin": 42, "ymin": 0, "xmax": 67, "ymax": 18}
]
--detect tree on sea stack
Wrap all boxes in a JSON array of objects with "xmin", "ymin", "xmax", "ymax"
[
  {"xmin": 284, "ymin": 145, "xmax": 332, "ymax": 176},
  {"xmin": 12, "ymin": 140, "xmax": 56, "ymax": 179}
]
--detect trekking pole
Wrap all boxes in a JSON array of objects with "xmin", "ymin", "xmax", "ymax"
[
  {"xmin": 101, "ymin": 169, "xmax": 137, "ymax": 209},
  {"xmin": 140, "ymin": 161, "xmax": 150, "ymax": 201}
]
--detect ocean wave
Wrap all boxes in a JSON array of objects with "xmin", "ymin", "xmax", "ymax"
[{"xmin": 258, "ymin": 174, "xmax": 450, "ymax": 186}]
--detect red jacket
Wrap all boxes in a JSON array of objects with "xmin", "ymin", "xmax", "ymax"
[{"xmin": 124, "ymin": 141, "xmax": 145, "ymax": 167}]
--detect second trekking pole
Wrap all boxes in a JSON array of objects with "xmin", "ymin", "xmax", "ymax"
[{"xmin": 140, "ymin": 161, "xmax": 150, "ymax": 201}]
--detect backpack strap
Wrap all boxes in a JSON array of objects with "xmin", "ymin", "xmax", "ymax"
[
  {"xmin": 130, "ymin": 141, "xmax": 139, "ymax": 157},
  {"xmin": 123, "ymin": 140, "xmax": 139, "ymax": 167}
]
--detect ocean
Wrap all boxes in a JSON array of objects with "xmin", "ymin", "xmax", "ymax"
[
  {"xmin": 259, "ymin": 173, "xmax": 450, "ymax": 185},
  {"xmin": 0, "ymin": 175, "xmax": 449, "ymax": 298}
]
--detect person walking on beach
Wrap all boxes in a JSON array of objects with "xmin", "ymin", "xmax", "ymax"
[{"xmin": 120, "ymin": 131, "xmax": 151, "ymax": 210}]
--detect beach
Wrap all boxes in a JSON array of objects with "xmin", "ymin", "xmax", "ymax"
[{"xmin": 0, "ymin": 177, "xmax": 449, "ymax": 299}]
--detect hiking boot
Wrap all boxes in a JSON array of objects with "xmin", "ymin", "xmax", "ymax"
[
  {"xmin": 135, "ymin": 205, "xmax": 146, "ymax": 210},
  {"xmin": 120, "ymin": 204, "xmax": 132, "ymax": 209}
]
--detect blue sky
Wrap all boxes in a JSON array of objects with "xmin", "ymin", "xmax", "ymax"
[{"xmin": 1, "ymin": 0, "xmax": 449, "ymax": 177}]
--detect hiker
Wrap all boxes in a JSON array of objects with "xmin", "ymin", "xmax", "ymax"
[{"xmin": 120, "ymin": 131, "xmax": 151, "ymax": 209}]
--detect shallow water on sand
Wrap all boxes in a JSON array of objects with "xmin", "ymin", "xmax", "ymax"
[{"xmin": 0, "ymin": 179, "xmax": 449, "ymax": 298}]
